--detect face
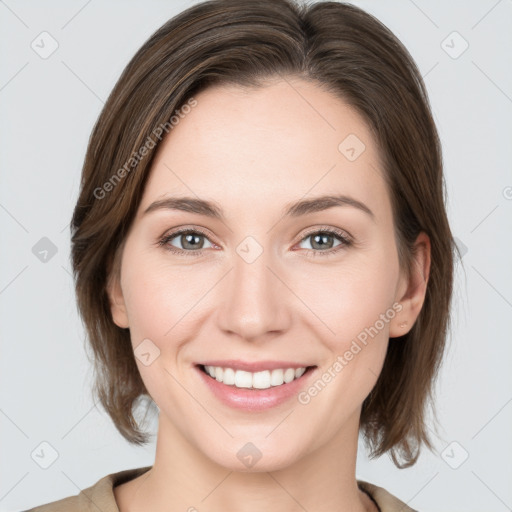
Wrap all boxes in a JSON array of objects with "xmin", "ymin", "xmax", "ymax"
[{"xmin": 108, "ymin": 78, "xmax": 428, "ymax": 472}]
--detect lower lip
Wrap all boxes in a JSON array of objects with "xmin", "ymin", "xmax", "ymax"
[{"xmin": 196, "ymin": 365, "xmax": 316, "ymax": 411}]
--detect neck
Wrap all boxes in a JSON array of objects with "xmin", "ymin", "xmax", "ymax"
[{"xmin": 116, "ymin": 411, "xmax": 373, "ymax": 512}]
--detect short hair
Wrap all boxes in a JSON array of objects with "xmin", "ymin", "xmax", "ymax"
[{"xmin": 70, "ymin": 0, "xmax": 455, "ymax": 468}]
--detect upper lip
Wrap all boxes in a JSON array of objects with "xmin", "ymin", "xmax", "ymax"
[{"xmin": 197, "ymin": 360, "xmax": 315, "ymax": 372}]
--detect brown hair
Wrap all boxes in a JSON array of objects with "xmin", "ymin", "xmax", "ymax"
[{"xmin": 71, "ymin": 0, "xmax": 455, "ymax": 468}]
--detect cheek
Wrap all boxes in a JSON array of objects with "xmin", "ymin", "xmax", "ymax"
[
  {"xmin": 121, "ymin": 252, "xmax": 201, "ymax": 342},
  {"xmin": 119, "ymin": 254, "xmax": 218, "ymax": 398},
  {"xmin": 296, "ymin": 264, "xmax": 399, "ymax": 434},
  {"xmin": 120, "ymin": 259, "xmax": 198, "ymax": 403},
  {"xmin": 295, "ymin": 249, "xmax": 400, "ymax": 349},
  {"xmin": 318, "ymin": 245, "xmax": 400, "ymax": 403}
]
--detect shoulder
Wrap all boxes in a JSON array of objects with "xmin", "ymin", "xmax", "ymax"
[
  {"xmin": 25, "ymin": 470, "xmax": 414, "ymax": 511},
  {"xmin": 23, "ymin": 466, "xmax": 152, "ymax": 512},
  {"xmin": 358, "ymin": 480, "xmax": 418, "ymax": 512}
]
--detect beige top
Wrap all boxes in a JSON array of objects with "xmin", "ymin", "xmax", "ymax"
[{"xmin": 24, "ymin": 466, "xmax": 416, "ymax": 512}]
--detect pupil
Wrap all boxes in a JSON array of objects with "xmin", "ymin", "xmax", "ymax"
[
  {"xmin": 184, "ymin": 233, "xmax": 202, "ymax": 249},
  {"xmin": 313, "ymin": 233, "xmax": 333, "ymax": 250}
]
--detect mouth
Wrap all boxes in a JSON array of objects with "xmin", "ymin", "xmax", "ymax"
[
  {"xmin": 195, "ymin": 362, "xmax": 317, "ymax": 410},
  {"xmin": 198, "ymin": 363, "xmax": 315, "ymax": 390}
]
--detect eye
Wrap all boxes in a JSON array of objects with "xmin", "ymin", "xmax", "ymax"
[
  {"xmin": 296, "ymin": 227, "xmax": 352, "ymax": 256},
  {"xmin": 157, "ymin": 226, "xmax": 352, "ymax": 257},
  {"xmin": 158, "ymin": 228, "xmax": 214, "ymax": 255}
]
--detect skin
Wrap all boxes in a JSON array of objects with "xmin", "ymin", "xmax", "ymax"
[{"xmin": 108, "ymin": 77, "xmax": 430, "ymax": 512}]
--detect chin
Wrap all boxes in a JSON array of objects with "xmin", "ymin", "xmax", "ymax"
[{"xmin": 197, "ymin": 434, "xmax": 307, "ymax": 473}]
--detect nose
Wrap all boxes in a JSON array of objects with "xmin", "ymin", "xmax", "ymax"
[{"xmin": 215, "ymin": 245, "xmax": 292, "ymax": 343}]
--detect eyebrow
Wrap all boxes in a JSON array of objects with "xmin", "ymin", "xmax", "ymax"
[{"xmin": 143, "ymin": 194, "xmax": 374, "ymax": 220}]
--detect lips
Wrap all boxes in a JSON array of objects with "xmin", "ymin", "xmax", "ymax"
[
  {"xmin": 197, "ymin": 360, "xmax": 312, "ymax": 372},
  {"xmin": 195, "ymin": 361, "xmax": 317, "ymax": 411}
]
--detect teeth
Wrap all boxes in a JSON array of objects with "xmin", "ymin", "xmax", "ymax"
[
  {"xmin": 253, "ymin": 370, "xmax": 271, "ymax": 389},
  {"xmin": 223, "ymin": 367, "xmax": 235, "ymax": 385},
  {"xmin": 283, "ymin": 368, "xmax": 295, "ymax": 383},
  {"xmin": 235, "ymin": 370, "xmax": 252, "ymax": 388},
  {"xmin": 203, "ymin": 365, "xmax": 308, "ymax": 389}
]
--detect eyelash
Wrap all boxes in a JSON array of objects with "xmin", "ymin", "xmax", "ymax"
[{"xmin": 157, "ymin": 226, "xmax": 353, "ymax": 258}]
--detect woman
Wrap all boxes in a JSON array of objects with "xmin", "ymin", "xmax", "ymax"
[{"xmin": 27, "ymin": 0, "xmax": 454, "ymax": 510}]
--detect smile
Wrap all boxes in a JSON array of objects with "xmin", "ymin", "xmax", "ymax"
[
  {"xmin": 202, "ymin": 365, "xmax": 307, "ymax": 389},
  {"xmin": 195, "ymin": 361, "xmax": 317, "ymax": 411}
]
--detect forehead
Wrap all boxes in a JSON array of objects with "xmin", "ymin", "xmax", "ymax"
[{"xmin": 140, "ymin": 78, "xmax": 387, "ymax": 218}]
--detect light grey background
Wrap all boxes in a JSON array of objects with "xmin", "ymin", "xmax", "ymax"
[{"xmin": 1, "ymin": 1, "xmax": 511, "ymax": 511}]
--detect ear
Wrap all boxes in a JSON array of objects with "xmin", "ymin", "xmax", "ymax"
[
  {"xmin": 106, "ymin": 267, "xmax": 130, "ymax": 329},
  {"xmin": 389, "ymin": 231, "xmax": 431, "ymax": 338}
]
